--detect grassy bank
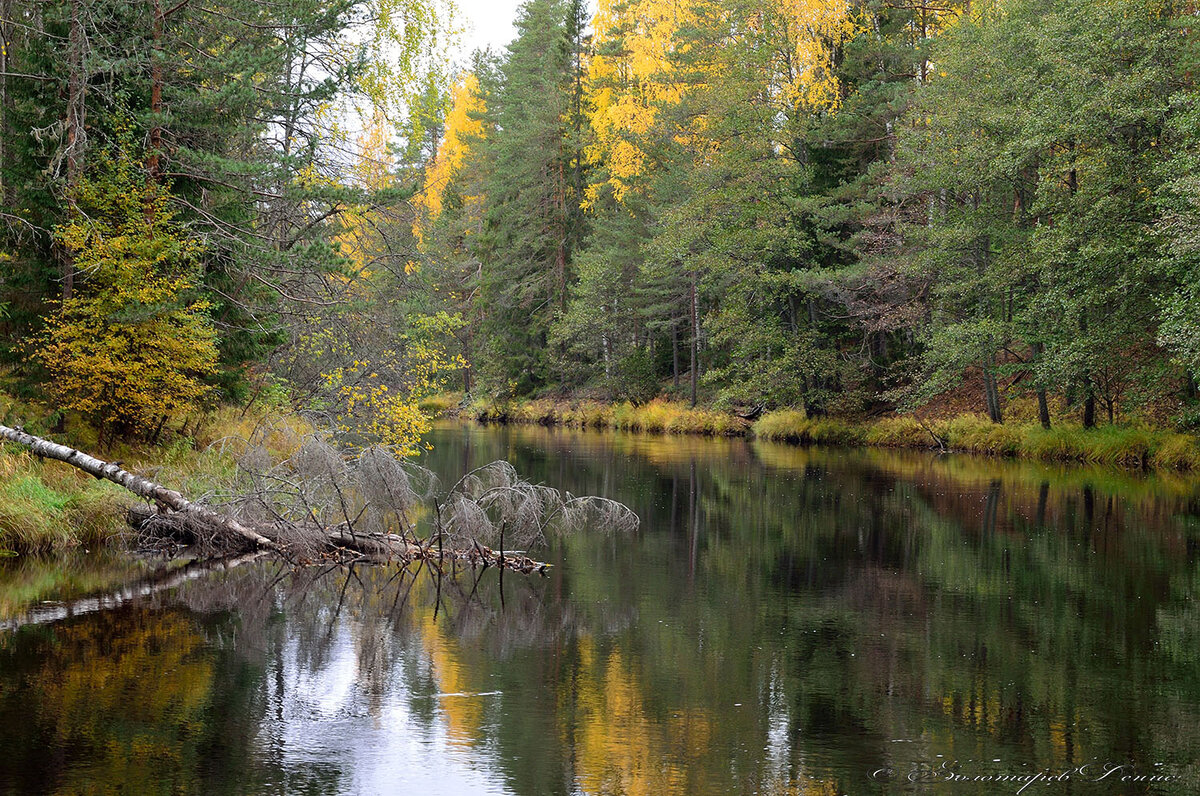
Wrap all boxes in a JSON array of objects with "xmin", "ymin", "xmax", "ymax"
[
  {"xmin": 0, "ymin": 396, "xmax": 312, "ymax": 554},
  {"xmin": 464, "ymin": 397, "xmax": 750, "ymax": 436},
  {"xmin": 754, "ymin": 412, "xmax": 1200, "ymax": 469},
  {"xmin": 457, "ymin": 397, "xmax": 1200, "ymax": 471}
]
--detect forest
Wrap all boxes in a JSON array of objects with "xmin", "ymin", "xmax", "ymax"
[
  {"xmin": 0, "ymin": 0, "xmax": 1198, "ymax": 453},
  {"xmin": 2, "ymin": 1, "xmax": 1200, "ymax": 787}
]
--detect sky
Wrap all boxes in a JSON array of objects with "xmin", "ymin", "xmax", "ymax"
[{"xmin": 454, "ymin": 0, "xmax": 527, "ymax": 58}]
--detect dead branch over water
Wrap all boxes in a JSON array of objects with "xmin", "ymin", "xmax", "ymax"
[{"xmin": 0, "ymin": 424, "xmax": 639, "ymax": 576}]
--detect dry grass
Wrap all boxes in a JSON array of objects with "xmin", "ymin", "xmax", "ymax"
[
  {"xmin": 460, "ymin": 397, "xmax": 1200, "ymax": 472},
  {"xmin": 754, "ymin": 409, "xmax": 1200, "ymax": 470},
  {"xmin": 417, "ymin": 392, "xmax": 464, "ymax": 415},
  {"xmin": 469, "ymin": 398, "xmax": 748, "ymax": 437}
]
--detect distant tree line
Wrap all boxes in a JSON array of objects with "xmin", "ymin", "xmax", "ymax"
[
  {"xmin": 2, "ymin": 0, "xmax": 1198, "ymax": 444},
  {"xmin": 413, "ymin": 0, "xmax": 1200, "ymax": 429}
]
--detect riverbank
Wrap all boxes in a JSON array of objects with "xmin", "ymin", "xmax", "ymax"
[
  {"xmin": 0, "ymin": 396, "xmax": 311, "ymax": 553},
  {"xmin": 452, "ymin": 397, "xmax": 1200, "ymax": 472}
]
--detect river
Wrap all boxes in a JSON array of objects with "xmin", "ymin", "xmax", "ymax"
[{"xmin": 0, "ymin": 421, "xmax": 1198, "ymax": 794}]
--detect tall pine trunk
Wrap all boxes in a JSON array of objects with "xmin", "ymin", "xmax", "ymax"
[
  {"xmin": 982, "ymin": 356, "xmax": 1003, "ymax": 424},
  {"xmin": 147, "ymin": 0, "xmax": 164, "ymax": 190},
  {"xmin": 62, "ymin": 0, "xmax": 87, "ymax": 300},
  {"xmin": 1083, "ymin": 378, "xmax": 1096, "ymax": 428},
  {"xmin": 672, "ymin": 322, "xmax": 680, "ymax": 390},
  {"xmin": 1031, "ymin": 341, "xmax": 1051, "ymax": 429},
  {"xmin": 689, "ymin": 274, "xmax": 698, "ymax": 408}
]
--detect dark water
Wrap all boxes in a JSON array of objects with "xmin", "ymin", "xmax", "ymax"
[{"xmin": 2, "ymin": 422, "xmax": 1200, "ymax": 795}]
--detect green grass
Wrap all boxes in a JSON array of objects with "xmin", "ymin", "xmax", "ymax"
[{"xmin": 0, "ymin": 451, "xmax": 128, "ymax": 553}]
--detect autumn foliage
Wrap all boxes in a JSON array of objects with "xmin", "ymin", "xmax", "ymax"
[{"xmin": 35, "ymin": 149, "xmax": 217, "ymax": 440}]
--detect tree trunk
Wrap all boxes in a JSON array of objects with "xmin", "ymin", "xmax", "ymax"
[
  {"xmin": 147, "ymin": 0, "xmax": 164, "ymax": 193},
  {"xmin": 62, "ymin": 0, "xmax": 87, "ymax": 300},
  {"xmin": 1031, "ymin": 341, "xmax": 1051, "ymax": 429},
  {"xmin": 0, "ymin": 424, "xmax": 551, "ymax": 573},
  {"xmin": 982, "ymin": 358, "xmax": 1003, "ymax": 424},
  {"xmin": 0, "ymin": 423, "xmax": 275, "ymax": 549},
  {"xmin": 690, "ymin": 274, "xmax": 698, "ymax": 408},
  {"xmin": 1083, "ymin": 379, "xmax": 1096, "ymax": 429},
  {"xmin": 672, "ymin": 322, "xmax": 680, "ymax": 390},
  {"xmin": 0, "ymin": 0, "xmax": 10, "ymax": 205},
  {"xmin": 1037, "ymin": 390, "xmax": 1051, "ymax": 430}
]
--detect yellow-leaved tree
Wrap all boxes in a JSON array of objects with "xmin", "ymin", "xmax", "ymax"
[
  {"xmin": 414, "ymin": 71, "xmax": 487, "ymax": 232},
  {"xmin": 286, "ymin": 119, "xmax": 467, "ymax": 457},
  {"xmin": 36, "ymin": 146, "xmax": 217, "ymax": 443},
  {"xmin": 776, "ymin": 0, "xmax": 863, "ymax": 110},
  {"xmin": 585, "ymin": 0, "xmax": 700, "ymax": 206}
]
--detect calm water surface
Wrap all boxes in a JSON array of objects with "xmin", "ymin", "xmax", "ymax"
[{"xmin": 1, "ymin": 422, "xmax": 1199, "ymax": 794}]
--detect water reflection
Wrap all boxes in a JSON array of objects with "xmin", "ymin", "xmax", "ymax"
[{"xmin": 0, "ymin": 422, "xmax": 1198, "ymax": 794}]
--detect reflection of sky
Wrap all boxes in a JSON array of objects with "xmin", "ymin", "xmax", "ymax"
[{"xmin": 261, "ymin": 624, "xmax": 510, "ymax": 796}]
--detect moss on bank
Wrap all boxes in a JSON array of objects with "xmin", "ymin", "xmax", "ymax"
[{"xmin": 457, "ymin": 397, "xmax": 1200, "ymax": 472}]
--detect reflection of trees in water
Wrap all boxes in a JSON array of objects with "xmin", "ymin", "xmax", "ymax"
[
  {"xmin": 418, "ymin": 423, "xmax": 1200, "ymax": 794},
  {"xmin": 0, "ymin": 602, "xmax": 311, "ymax": 796},
  {"xmin": 167, "ymin": 559, "xmax": 625, "ymax": 794}
]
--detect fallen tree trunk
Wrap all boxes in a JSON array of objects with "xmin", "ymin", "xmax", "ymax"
[
  {"xmin": 0, "ymin": 423, "xmax": 275, "ymax": 549},
  {"xmin": 1, "ymin": 424, "xmax": 550, "ymax": 574}
]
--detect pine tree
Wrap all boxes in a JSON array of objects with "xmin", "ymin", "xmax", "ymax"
[{"xmin": 472, "ymin": 0, "xmax": 585, "ymax": 395}]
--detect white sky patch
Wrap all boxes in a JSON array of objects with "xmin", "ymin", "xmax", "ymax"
[
  {"xmin": 455, "ymin": 0, "xmax": 526, "ymax": 58},
  {"xmin": 453, "ymin": 0, "xmax": 596, "ymax": 60}
]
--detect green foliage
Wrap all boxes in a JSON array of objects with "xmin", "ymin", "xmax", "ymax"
[
  {"xmin": 465, "ymin": 0, "xmax": 588, "ymax": 394},
  {"xmin": 614, "ymin": 348, "xmax": 659, "ymax": 405}
]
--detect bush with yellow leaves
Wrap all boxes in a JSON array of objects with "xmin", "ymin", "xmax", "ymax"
[{"xmin": 35, "ymin": 145, "xmax": 217, "ymax": 443}]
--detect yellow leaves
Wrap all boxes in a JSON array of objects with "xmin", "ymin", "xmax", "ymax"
[
  {"xmin": 582, "ymin": 0, "xmax": 860, "ymax": 210},
  {"xmin": 585, "ymin": 0, "xmax": 699, "ymax": 205},
  {"xmin": 415, "ymin": 72, "xmax": 487, "ymax": 230},
  {"xmin": 315, "ymin": 313, "xmax": 466, "ymax": 456},
  {"xmin": 331, "ymin": 114, "xmax": 400, "ymax": 276},
  {"xmin": 777, "ymin": 0, "xmax": 863, "ymax": 111},
  {"xmin": 293, "ymin": 163, "xmax": 337, "ymax": 190},
  {"xmin": 350, "ymin": 113, "xmax": 397, "ymax": 192},
  {"xmin": 37, "ymin": 164, "xmax": 217, "ymax": 437}
]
